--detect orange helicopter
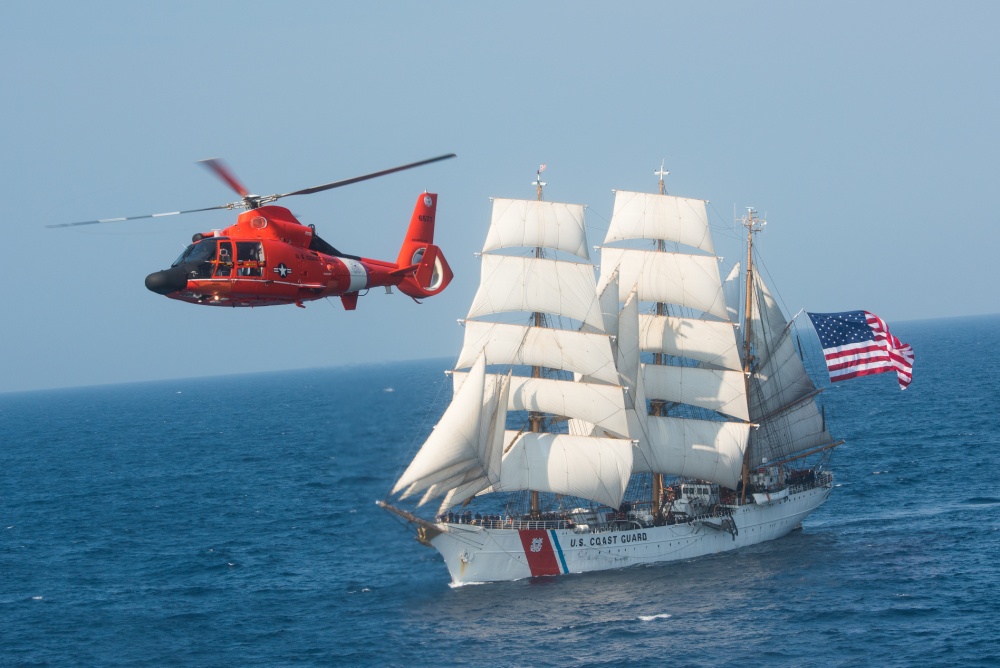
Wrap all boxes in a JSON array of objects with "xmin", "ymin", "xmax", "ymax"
[{"xmin": 48, "ymin": 154, "xmax": 456, "ymax": 309}]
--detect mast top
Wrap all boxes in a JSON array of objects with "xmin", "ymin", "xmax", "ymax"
[
  {"xmin": 532, "ymin": 164, "xmax": 547, "ymax": 201},
  {"xmin": 741, "ymin": 207, "xmax": 767, "ymax": 234},
  {"xmin": 655, "ymin": 160, "xmax": 669, "ymax": 195}
]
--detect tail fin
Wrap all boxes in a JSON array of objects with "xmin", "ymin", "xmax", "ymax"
[
  {"xmin": 395, "ymin": 193, "xmax": 437, "ymax": 268},
  {"xmin": 396, "ymin": 192, "xmax": 453, "ymax": 299}
]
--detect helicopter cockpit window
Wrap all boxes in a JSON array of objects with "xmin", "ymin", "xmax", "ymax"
[
  {"xmin": 172, "ymin": 241, "xmax": 216, "ymax": 268},
  {"xmin": 172, "ymin": 244, "xmax": 195, "ymax": 267},
  {"xmin": 237, "ymin": 241, "xmax": 264, "ymax": 277},
  {"xmin": 170, "ymin": 240, "xmax": 221, "ymax": 279}
]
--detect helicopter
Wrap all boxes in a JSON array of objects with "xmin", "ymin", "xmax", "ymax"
[{"xmin": 48, "ymin": 154, "xmax": 456, "ymax": 309}]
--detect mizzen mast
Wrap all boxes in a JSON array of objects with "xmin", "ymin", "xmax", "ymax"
[{"xmin": 739, "ymin": 207, "xmax": 766, "ymax": 501}]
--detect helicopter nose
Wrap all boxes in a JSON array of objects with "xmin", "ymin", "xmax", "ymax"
[{"xmin": 145, "ymin": 267, "xmax": 188, "ymax": 295}]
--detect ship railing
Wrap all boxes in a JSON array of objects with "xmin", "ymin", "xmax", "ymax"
[
  {"xmin": 786, "ymin": 471, "xmax": 834, "ymax": 496},
  {"xmin": 440, "ymin": 517, "xmax": 575, "ymax": 531}
]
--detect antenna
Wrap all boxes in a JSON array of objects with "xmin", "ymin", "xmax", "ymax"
[{"xmin": 742, "ymin": 206, "xmax": 767, "ymax": 233}]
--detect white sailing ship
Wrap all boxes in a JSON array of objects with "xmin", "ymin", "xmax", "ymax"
[{"xmin": 379, "ymin": 166, "xmax": 839, "ymax": 584}]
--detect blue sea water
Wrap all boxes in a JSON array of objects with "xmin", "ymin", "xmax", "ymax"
[{"xmin": 2, "ymin": 314, "xmax": 998, "ymax": 667}]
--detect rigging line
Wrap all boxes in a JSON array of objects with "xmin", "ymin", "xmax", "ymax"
[
  {"xmin": 753, "ymin": 246, "xmax": 800, "ymax": 330},
  {"xmin": 707, "ymin": 199, "xmax": 744, "ymax": 242},
  {"xmin": 584, "ymin": 204, "xmax": 612, "ymax": 236},
  {"xmin": 766, "ymin": 440, "xmax": 844, "ymax": 466},
  {"xmin": 754, "ymin": 388, "xmax": 825, "ymax": 425},
  {"xmin": 383, "ymin": 362, "xmax": 453, "ymax": 499}
]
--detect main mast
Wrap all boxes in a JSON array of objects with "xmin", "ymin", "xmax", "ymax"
[
  {"xmin": 529, "ymin": 164, "xmax": 546, "ymax": 518},
  {"xmin": 650, "ymin": 161, "xmax": 669, "ymax": 521}
]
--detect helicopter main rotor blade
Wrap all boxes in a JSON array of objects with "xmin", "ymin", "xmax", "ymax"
[
  {"xmin": 47, "ymin": 153, "xmax": 455, "ymax": 228},
  {"xmin": 198, "ymin": 158, "xmax": 250, "ymax": 198},
  {"xmin": 273, "ymin": 153, "xmax": 456, "ymax": 200},
  {"xmin": 46, "ymin": 204, "xmax": 234, "ymax": 228}
]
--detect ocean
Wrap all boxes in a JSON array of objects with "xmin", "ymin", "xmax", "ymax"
[{"xmin": 2, "ymin": 314, "xmax": 998, "ymax": 667}]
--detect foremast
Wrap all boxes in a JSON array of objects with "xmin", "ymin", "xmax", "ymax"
[{"xmin": 390, "ymin": 164, "xmax": 635, "ymax": 518}]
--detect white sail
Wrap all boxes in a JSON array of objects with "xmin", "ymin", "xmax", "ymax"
[
  {"xmin": 750, "ymin": 398, "xmax": 831, "ymax": 467},
  {"xmin": 747, "ymin": 271, "xmax": 833, "ymax": 463},
  {"xmin": 452, "ymin": 371, "xmax": 629, "ymax": 438},
  {"xmin": 455, "ymin": 320, "xmax": 619, "ymax": 385},
  {"xmin": 432, "ymin": 373, "xmax": 511, "ymax": 512},
  {"xmin": 467, "ymin": 254, "xmax": 605, "ymax": 330},
  {"xmin": 484, "ymin": 198, "xmax": 590, "ymax": 260},
  {"xmin": 617, "ymin": 289, "xmax": 642, "ymax": 399},
  {"xmin": 723, "ymin": 262, "xmax": 742, "ymax": 324},
  {"xmin": 496, "ymin": 431, "xmax": 634, "ymax": 509},
  {"xmin": 597, "ymin": 247, "xmax": 729, "ymax": 320},
  {"xmin": 594, "ymin": 269, "xmax": 620, "ymax": 336},
  {"xmin": 642, "ymin": 363, "xmax": 750, "ymax": 422},
  {"xmin": 604, "ymin": 190, "xmax": 714, "ymax": 254},
  {"xmin": 635, "ymin": 416, "xmax": 749, "ymax": 489},
  {"xmin": 638, "ymin": 314, "xmax": 742, "ymax": 371},
  {"xmin": 393, "ymin": 355, "xmax": 503, "ymax": 499}
]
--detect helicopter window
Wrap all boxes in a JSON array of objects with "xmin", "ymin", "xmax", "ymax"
[
  {"xmin": 236, "ymin": 242, "xmax": 264, "ymax": 277},
  {"xmin": 172, "ymin": 241, "xmax": 217, "ymax": 267},
  {"xmin": 215, "ymin": 242, "xmax": 234, "ymax": 277},
  {"xmin": 172, "ymin": 244, "xmax": 195, "ymax": 267}
]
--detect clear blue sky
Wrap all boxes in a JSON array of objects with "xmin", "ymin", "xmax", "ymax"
[{"xmin": 2, "ymin": 2, "xmax": 997, "ymax": 393}]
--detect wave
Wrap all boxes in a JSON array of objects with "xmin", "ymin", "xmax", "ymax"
[
  {"xmin": 638, "ymin": 613, "xmax": 672, "ymax": 622},
  {"xmin": 960, "ymin": 497, "xmax": 1000, "ymax": 505}
]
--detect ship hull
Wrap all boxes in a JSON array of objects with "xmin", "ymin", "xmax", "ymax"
[{"xmin": 429, "ymin": 482, "xmax": 832, "ymax": 584}]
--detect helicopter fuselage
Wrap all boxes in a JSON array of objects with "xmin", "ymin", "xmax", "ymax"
[{"xmin": 144, "ymin": 196, "xmax": 451, "ymax": 309}]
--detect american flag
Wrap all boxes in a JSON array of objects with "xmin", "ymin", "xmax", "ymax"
[{"xmin": 807, "ymin": 310, "xmax": 914, "ymax": 390}]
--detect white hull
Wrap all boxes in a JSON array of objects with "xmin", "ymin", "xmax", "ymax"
[{"xmin": 429, "ymin": 482, "xmax": 832, "ymax": 584}]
